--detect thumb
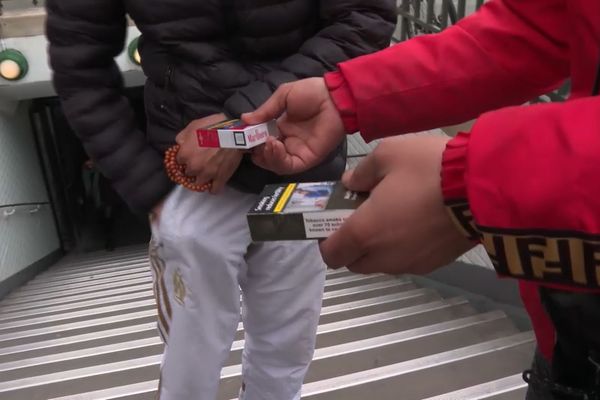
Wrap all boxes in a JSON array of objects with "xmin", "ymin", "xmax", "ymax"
[
  {"xmin": 242, "ymin": 84, "xmax": 291, "ymax": 125},
  {"xmin": 342, "ymin": 153, "xmax": 384, "ymax": 193}
]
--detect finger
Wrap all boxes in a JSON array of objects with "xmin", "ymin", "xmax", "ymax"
[
  {"xmin": 178, "ymin": 156, "xmax": 205, "ymax": 182},
  {"xmin": 209, "ymin": 157, "xmax": 238, "ymax": 195},
  {"xmin": 250, "ymin": 151, "xmax": 267, "ymax": 170},
  {"xmin": 268, "ymin": 139, "xmax": 297, "ymax": 174},
  {"xmin": 251, "ymin": 138, "xmax": 276, "ymax": 169},
  {"xmin": 276, "ymin": 115, "xmax": 342, "ymax": 173},
  {"xmin": 252, "ymin": 138, "xmax": 297, "ymax": 174},
  {"xmin": 175, "ymin": 129, "xmax": 188, "ymax": 145},
  {"xmin": 344, "ymin": 249, "xmax": 408, "ymax": 275},
  {"xmin": 194, "ymin": 165, "xmax": 215, "ymax": 187},
  {"xmin": 341, "ymin": 152, "xmax": 384, "ymax": 193},
  {"xmin": 280, "ymin": 135, "xmax": 323, "ymax": 173},
  {"xmin": 251, "ymin": 147, "xmax": 267, "ymax": 169},
  {"xmin": 175, "ymin": 146, "xmax": 188, "ymax": 165},
  {"xmin": 318, "ymin": 199, "xmax": 373, "ymax": 268},
  {"xmin": 345, "ymin": 253, "xmax": 377, "ymax": 275},
  {"xmin": 209, "ymin": 172, "xmax": 227, "ymax": 195},
  {"xmin": 242, "ymin": 84, "xmax": 291, "ymax": 125}
]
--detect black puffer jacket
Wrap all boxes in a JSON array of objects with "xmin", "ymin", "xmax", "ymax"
[{"xmin": 46, "ymin": 0, "xmax": 396, "ymax": 214}]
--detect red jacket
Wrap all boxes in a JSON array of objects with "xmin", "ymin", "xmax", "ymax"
[{"xmin": 324, "ymin": 0, "xmax": 600, "ymax": 360}]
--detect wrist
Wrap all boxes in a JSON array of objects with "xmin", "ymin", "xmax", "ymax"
[{"xmin": 441, "ymin": 132, "xmax": 480, "ymax": 242}]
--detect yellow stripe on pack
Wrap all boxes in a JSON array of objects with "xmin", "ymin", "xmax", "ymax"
[{"xmin": 274, "ymin": 183, "xmax": 297, "ymax": 213}]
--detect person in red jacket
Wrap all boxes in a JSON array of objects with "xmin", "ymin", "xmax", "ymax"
[{"xmin": 243, "ymin": 0, "xmax": 600, "ymax": 398}]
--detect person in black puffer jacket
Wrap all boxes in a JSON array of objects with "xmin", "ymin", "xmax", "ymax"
[{"xmin": 46, "ymin": 1, "xmax": 396, "ymax": 399}]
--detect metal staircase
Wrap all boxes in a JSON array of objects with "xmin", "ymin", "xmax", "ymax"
[{"xmin": 0, "ymin": 245, "xmax": 534, "ymax": 400}]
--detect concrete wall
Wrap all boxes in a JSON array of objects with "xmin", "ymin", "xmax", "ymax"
[{"xmin": 0, "ymin": 101, "xmax": 59, "ymax": 283}]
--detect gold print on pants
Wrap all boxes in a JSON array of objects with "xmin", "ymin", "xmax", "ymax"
[{"xmin": 173, "ymin": 268, "xmax": 186, "ymax": 305}]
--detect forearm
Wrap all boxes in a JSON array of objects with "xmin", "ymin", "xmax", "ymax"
[{"xmin": 326, "ymin": 0, "xmax": 569, "ymax": 141}]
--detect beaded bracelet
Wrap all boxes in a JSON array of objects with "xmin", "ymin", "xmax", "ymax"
[{"xmin": 164, "ymin": 145, "xmax": 213, "ymax": 192}]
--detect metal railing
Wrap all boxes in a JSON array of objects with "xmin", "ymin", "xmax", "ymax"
[
  {"xmin": 0, "ymin": 201, "xmax": 49, "ymax": 209},
  {"xmin": 394, "ymin": 0, "xmax": 568, "ymax": 102},
  {"xmin": 395, "ymin": 0, "xmax": 485, "ymax": 42},
  {"xmin": 0, "ymin": 201, "xmax": 50, "ymax": 221}
]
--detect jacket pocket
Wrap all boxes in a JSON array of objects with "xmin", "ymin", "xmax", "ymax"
[{"xmin": 144, "ymin": 77, "xmax": 185, "ymax": 148}]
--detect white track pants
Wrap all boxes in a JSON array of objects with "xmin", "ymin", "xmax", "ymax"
[{"xmin": 149, "ymin": 185, "xmax": 326, "ymax": 400}]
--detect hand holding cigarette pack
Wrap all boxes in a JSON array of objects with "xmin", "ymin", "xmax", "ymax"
[{"xmin": 196, "ymin": 119, "xmax": 279, "ymax": 149}]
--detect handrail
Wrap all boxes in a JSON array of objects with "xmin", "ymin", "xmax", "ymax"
[
  {"xmin": 0, "ymin": 201, "xmax": 49, "ymax": 209},
  {"xmin": 0, "ymin": 202, "xmax": 50, "ymax": 219}
]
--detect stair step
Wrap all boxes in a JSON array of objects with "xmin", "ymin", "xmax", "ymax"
[
  {"xmin": 232, "ymin": 291, "xmax": 452, "ymax": 350},
  {"xmin": 0, "ymin": 298, "xmax": 476, "ymax": 399},
  {"xmin": 485, "ymin": 389, "xmax": 528, "ymax": 400},
  {"xmin": 422, "ymin": 374, "xmax": 528, "ymax": 399},
  {"xmin": 42, "ymin": 331, "xmax": 533, "ymax": 400},
  {"xmin": 300, "ymin": 332, "xmax": 535, "ymax": 400},
  {"xmin": 0, "ymin": 289, "xmax": 438, "ymax": 379},
  {"xmin": 4, "ymin": 269, "xmax": 383, "ymax": 305},
  {"xmin": 0, "ymin": 274, "xmax": 412, "ymax": 313},
  {"xmin": 1, "ymin": 270, "xmax": 356, "ymax": 322},
  {"xmin": 0, "ymin": 337, "xmax": 164, "ymax": 382},
  {"xmin": 219, "ymin": 311, "xmax": 518, "ymax": 399},
  {"xmin": 321, "ymin": 274, "xmax": 395, "ymax": 292},
  {"xmin": 50, "ymin": 253, "xmax": 150, "ymax": 273},
  {"xmin": 321, "ymin": 278, "xmax": 416, "ymax": 307},
  {"xmin": 0, "ymin": 291, "xmax": 156, "ymax": 322},
  {"xmin": 42, "ymin": 258, "xmax": 149, "ymax": 279},
  {"xmin": 233, "ymin": 297, "xmax": 474, "ymax": 343},
  {"xmin": 32, "ymin": 264, "xmax": 351, "ymax": 289},
  {"xmin": 0, "ymin": 299, "xmax": 158, "ymax": 331},
  {"xmin": 0, "ymin": 295, "xmax": 471, "ymax": 350},
  {"xmin": 314, "ymin": 297, "xmax": 475, "ymax": 348},
  {"xmin": 26, "ymin": 269, "xmax": 365, "ymax": 298},
  {"xmin": 0, "ymin": 322, "xmax": 158, "ymax": 364},
  {"xmin": 0, "ymin": 277, "xmax": 411, "ymax": 339},
  {"xmin": 49, "ymin": 380, "xmax": 159, "ymax": 400},
  {"xmin": 2, "ymin": 277, "xmax": 154, "ymax": 305},
  {"xmin": 0, "ymin": 279, "xmax": 417, "ymax": 351},
  {"xmin": 23, "ymin": 263, "xmax": 150, "ymax": 289},
  {"xmin": 0, "ymin": 284, "xmax": 154, "ymax": 311},
  {"xmin": 317, "ymin": 289, "xmax": 440, "ymax": 325},
  {"xmin": 60, "ymin": 246, "xmax": 146, "ymax": 257},
  {"xmin": 0, "ymin": 309, "xmax": 158, "ymax": 348},
  {"xmin": 0, "ymin": 246, "xmax": 536, "ymax": 400},
  {"xmin": 0, "ymin": 354, "xmax": 161, "ymax": 400},
  {"xmin": 7, "ymin": 272, "xmax": 153, "ymax": 298}
]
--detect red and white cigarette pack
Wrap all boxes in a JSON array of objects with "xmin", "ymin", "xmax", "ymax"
[{"xmin": 196, "ymin": 119, "xmax": 279, "ymax": 149}]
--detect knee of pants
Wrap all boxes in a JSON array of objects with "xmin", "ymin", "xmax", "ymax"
[{"xmin": 245, "ymin": 317, "xmax": 318, "ymax": 367}]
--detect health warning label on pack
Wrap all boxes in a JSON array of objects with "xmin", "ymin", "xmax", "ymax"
[{"xmin": 303, "ymin": 210, "xmax": 353, "ymax": 239}]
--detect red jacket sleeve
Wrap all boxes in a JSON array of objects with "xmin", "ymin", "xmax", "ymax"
[
  {"xmin": 325, "ymin": 0, "xmax": 570, "ymax": 141},
  {"xmin": 442, "ymin": 97, "xmax": 600, "ymax": 290}
]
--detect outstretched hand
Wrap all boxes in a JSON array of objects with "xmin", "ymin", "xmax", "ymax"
[{"xmin": 243, "ymin": 78, "xmax": 346, "ymax": 175}]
